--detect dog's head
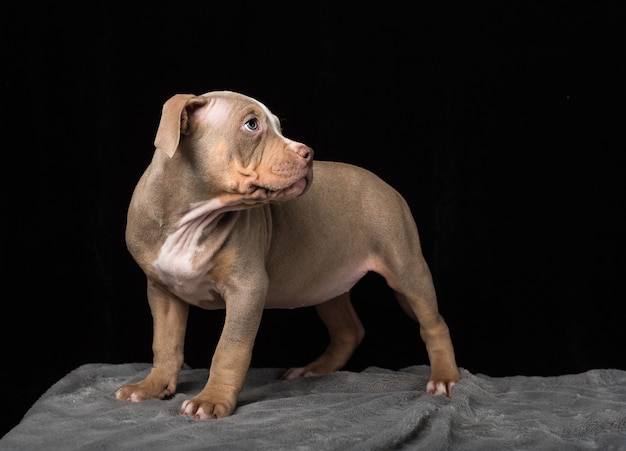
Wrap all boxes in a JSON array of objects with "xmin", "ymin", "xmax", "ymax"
[{"xmin": 153, "ymin": 90, "xmax": 313, "ymax": 207}]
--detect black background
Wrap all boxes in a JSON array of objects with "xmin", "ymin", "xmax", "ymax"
[{"xmin": 3, "ymin": 1, "xmax": 625, "ymax": 436}]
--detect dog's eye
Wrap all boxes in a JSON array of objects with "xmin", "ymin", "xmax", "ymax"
[{"xmin": 244, "ymin": 118, "xmax": 259, "ymax": 131}]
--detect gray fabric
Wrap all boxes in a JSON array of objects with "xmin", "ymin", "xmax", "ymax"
[{"xmin": 1, "ymin": 363, "xmax": 625, "ymax": 450}]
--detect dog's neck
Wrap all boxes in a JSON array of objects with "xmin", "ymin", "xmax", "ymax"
[{"xmin": 177, "ymin": 198, "xmax": 233, "ymax": 228}]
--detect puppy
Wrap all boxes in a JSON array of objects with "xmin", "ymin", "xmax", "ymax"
[{"xmin": 115, "ymin": 90, "xmax": 459, "ymax": 419}]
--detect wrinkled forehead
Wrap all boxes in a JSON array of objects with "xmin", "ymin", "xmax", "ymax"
[{"xmin": 199, "ymin": 93, "xmax": 282, "ymax": 134}]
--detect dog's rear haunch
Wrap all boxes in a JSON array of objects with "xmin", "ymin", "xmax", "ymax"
[{"xmin": 115, "ymin": 90, "xmax": 459, "ymax": 419}]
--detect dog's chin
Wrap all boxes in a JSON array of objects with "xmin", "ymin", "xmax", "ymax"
[
  {"xmin": 244, "ymin": 174, "xmax": 312, "ymax": 206},
  {"xmin": 279, "ymin": 174, "xmax": 311, "ymax": 199}
]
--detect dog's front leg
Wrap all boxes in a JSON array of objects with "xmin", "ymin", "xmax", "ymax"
[
  {"xmin": 115, "ymin": 281, "xmax": 189, "ymax": 402},
  {"xmin": 179, "ymin": 285, "xmax": 266, "ymax": 420}
]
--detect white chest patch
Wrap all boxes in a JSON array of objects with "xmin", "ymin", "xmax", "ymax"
[{"xmin": 153, "ymin": 199, "xmax": 231, "ymax": 305}]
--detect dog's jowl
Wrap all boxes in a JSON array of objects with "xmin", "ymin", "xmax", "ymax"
[{"xmin": 114, "ymin": 90, "xmax": 460, "ymax": 419}]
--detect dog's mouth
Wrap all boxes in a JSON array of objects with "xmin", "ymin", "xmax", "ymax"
[{"xmin": 247, "ymin": 171, "xmax": 312, "ymax": 203}]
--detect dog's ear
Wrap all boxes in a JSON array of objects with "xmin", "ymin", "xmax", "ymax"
[{"xmin": 154, "ymin": 94, "xmax": 207, "ymax": 158}]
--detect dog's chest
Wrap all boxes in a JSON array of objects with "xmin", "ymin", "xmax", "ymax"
[{"xmin": 151, "ymin": 214, "xmax": 231, "ymax": 307}]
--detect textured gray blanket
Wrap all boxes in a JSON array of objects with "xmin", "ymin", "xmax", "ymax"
[{"xmin": 1, "ymin": 363, "xmax": 625, "ymax": 450}]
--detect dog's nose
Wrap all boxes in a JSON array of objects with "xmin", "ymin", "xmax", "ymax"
[{"xmin": 293, "ymin": 144, "xmax": 313, "ymax": 163}]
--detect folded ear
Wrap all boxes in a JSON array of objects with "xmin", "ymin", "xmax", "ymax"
[{"xmin": 154, "ymin": 94, "xmax": 207, "ymax": 158}]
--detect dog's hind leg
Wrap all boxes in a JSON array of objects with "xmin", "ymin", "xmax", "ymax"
[
  {"xmin": 380, "ymin": 253, "xmax": 459, "ymax": 396},
  {"xmin": 281, "ymin": 292, "xmax": 365, "ymax": 379},
  {"xmin": 393, "ymin": 289, "xmax": 459, "ymax": 396}
]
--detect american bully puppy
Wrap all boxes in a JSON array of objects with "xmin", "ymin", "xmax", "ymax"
[{"xmin": 114, "ymin": 90, "xmax": 459, "ymax": 419}]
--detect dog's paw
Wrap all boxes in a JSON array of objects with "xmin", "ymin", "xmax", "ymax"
[
  {"xmin": 179, "ymin": 398, "xmax": 234, "ymax": 420},
  {"xmin": 426, "ymin": 380, "xmax": 456, "ymax": 397},
  {"xmin": 281, "ymin": 367, "xmax": 319, "ymax": 380},
  {"xmin": 114, "ymin": 382, "xmax": 175, "ymax": 402},
  {"xmin": 113, "ymin": 380, "xmax": 175, "ymax": 402}
]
